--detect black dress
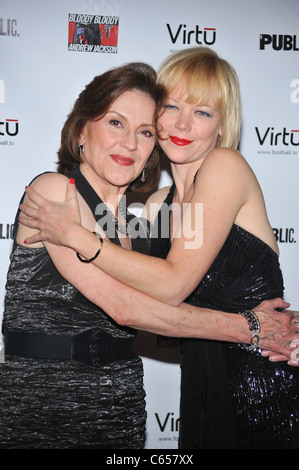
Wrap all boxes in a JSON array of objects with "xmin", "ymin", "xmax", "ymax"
[
  {"xmin": 0, "ymin": 167, "xmax": 149, "ymax": 449},
  {"xmin": 151, "ymin": 185, "xmax": 299, "ymax": 449}
]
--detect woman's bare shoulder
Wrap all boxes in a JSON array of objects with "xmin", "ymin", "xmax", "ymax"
[
  {"xmin": 29, "ymin": 172, "xmax": 69, "ymax": 201},
  {"xmin": 195, "ymin": 148, "xmax": 254, "ymax": 187},
  {"xmin": 202, "ymin": 147, "xmax": 251, "ymax": 171}
]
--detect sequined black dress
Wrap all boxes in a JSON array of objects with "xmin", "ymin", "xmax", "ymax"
[
  {"xmin": 0, "ymin": 168, "xmax": 149, "ymax": 449},
  {"xmin": 151, "ymin": 185, "xmax": 299, "ymax": 449}
]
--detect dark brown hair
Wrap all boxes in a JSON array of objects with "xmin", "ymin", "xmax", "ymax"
[{"xmin": 57, "ymin": 62, "xmax": 166, "ymax": 192}]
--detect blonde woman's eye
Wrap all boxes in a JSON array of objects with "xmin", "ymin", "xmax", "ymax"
[
  {"xmin": 164, "ymin": 104, "xmax": 178, "ymax": 110},
  {"xmin": 197, "ymin": 110, "xmax": 211, "ymax": 118}
]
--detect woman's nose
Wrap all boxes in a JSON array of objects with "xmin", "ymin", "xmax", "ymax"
[
  {"xmin": 175, "ymin": 110, "xmax": 192, "ymax": 131},
  {"xmin": 121, "ymin": 129, "xmax": 137, "ymax": 150}
]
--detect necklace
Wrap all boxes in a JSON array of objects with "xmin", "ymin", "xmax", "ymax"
[{"xmin": 104, "ymin": 199, "xmax": 131, "ymax": 236}]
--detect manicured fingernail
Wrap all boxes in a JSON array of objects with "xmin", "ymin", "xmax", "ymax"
[
  {"xmin": 23, "ymin": 240, "xmax": 27, "ymax": 244},
  {"xmin": 70, "ymin": 178, "xmax": 75, "ymax": 184}
]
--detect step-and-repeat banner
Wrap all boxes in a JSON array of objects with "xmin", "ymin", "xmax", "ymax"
[{"xmin": 1, "ymin": 0, "xmax": 298, "ymax": 448}]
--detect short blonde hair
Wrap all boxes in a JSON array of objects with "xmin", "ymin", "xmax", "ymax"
[{"xmin": 157, "ymin": 47, "xmax": 241, "ymax": 149}]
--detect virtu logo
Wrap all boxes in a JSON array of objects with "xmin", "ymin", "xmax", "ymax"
[
  {"xmin": 0, "ymin": 119, "xmax": 19, "ymax": 137},
  {"xmin": 255, "ymin": 127, "xmax": 299, "ymax": 146},
  {"xmin": 167, "ymin": 24, "xmax": 216, "ymax": 45},
  {"xmin": 155, "ymin": 412, "xmax": 180, "ymax": 432}
]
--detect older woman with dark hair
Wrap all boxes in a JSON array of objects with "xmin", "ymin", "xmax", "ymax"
[{"xmin": 0, "ymin": 62, "xmax": 166, "ymax": 449}]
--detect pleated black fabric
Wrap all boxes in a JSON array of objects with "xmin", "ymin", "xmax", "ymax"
[
  {"xmin": 151, "ymin": 184, "xmax": 299, "ymax": 449},
  {"xmin": 0, "ymin": 168, "xmax": 148, "ymax": 449}
]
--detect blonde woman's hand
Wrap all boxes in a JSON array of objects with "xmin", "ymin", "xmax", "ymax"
[{"xmin": 19, "ymin": 178, "xmax": 81, "ymax": 246}]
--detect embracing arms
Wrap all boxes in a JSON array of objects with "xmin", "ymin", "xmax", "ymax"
[
  {"xmin": 20, "ymin": 148, "xmax": 277, "ymax": 306},
  {"xmin": 17, "ymin": 170, "xmax": 299, "ymax": 363}
]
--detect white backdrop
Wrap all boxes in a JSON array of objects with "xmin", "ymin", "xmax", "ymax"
[{"xmin": 1, "ymin": 0, "xmax": 298, "ymax": 449}]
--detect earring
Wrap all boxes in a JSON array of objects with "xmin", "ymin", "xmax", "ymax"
[
  {"xmin": 78, "ymin": 144, "xmax": 84, "ymax": 158},
  {"xmin": 141, "ymin": 167, "xmax": 146, "ymax": 183}
]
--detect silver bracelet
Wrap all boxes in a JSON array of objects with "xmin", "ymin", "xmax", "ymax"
[{"xmin": 238, "ymin": 309, "xmax": 261, "ymax": 354}]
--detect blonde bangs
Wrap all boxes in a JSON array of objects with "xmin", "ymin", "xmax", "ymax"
[
  {"xmin": 183, "ymin": 68, "xmax": 224, "ymax": 109},
  {"xmin": 158, "ymin": 50, "xmax": 226, "ymax": 113}
]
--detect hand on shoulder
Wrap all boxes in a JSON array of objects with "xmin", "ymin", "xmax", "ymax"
[
  {"xmin": 17, "ymin": 172, "xmax": 71, "ymax": 248},
  {"xmin": 29, "ymin": 172, "xmax": 70, "ymax": 202}
]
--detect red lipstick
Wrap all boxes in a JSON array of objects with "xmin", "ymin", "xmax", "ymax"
[
  {"xmin": 111, "ymin": 155, "xmax": 134, "ymax": 166},
  {"xmin": 169, "ymin": 135, "xmax": 193, "ymax": 146}
]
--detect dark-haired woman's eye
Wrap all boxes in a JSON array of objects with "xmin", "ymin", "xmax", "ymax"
[
  {"xmin": 110, "ymin": 119, "xmax": 122, "ymax": 127},
  {"xmin": 142, "ymin": 129, "xmax": 154, "ymax": 138}
]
